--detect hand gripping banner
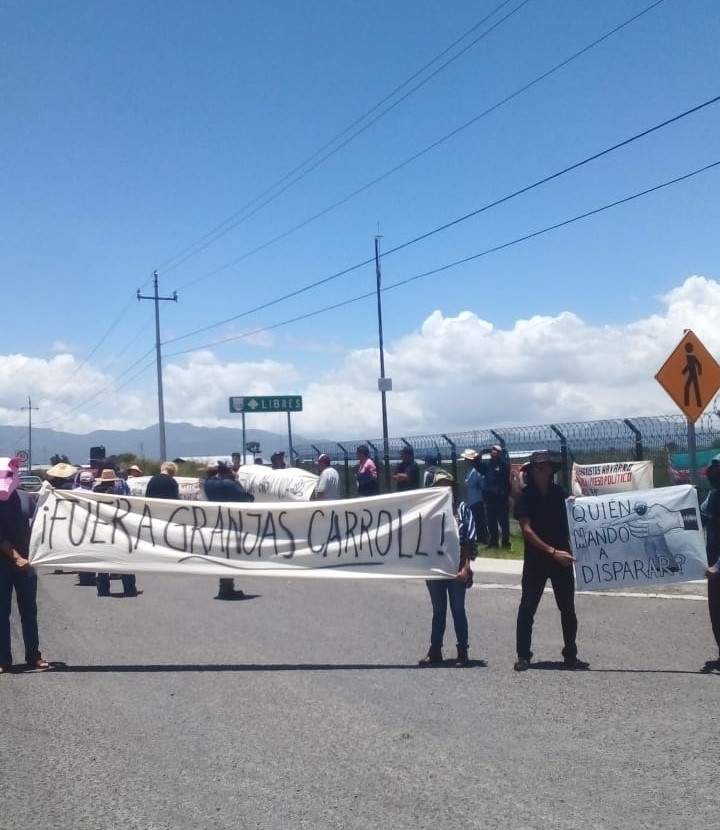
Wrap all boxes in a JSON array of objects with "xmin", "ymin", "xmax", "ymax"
[{"xmin": 29, "ymin": 487, "xmax": 459, "ymax": 580}]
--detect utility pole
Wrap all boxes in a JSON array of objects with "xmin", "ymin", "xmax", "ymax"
[
  {"xmin": 374, "ymin": 236, "xmax": 392, "ymax": 492},
  {"xmin": 137, "ymin": 271, "xmax": 177, "ymax": 461},
  {"xmin": 21, "ymin": 396, "xmax": 39, "ymax": 472}
]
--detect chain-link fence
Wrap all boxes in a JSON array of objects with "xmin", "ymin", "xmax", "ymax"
[{"xmin": 291, "ymin": 413, "xmax": 720, "ymax": 496}]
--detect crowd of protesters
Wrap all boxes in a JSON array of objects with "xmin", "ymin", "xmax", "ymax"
[{"xmin": 2, "ymin": 444, "xmax": 719, "ymax": 675}]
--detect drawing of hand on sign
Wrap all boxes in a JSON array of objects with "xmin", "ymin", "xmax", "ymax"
[
  {"xmin": 682, "ymin": 342, "xmax": 703, "ymax": 407},
  {"xmin": 598, "ymin": 501, "xmax": 698, "ymax": 574}
]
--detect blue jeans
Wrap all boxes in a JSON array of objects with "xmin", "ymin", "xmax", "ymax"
[
  {"xmin": 97, "ymin": 573, "xmax": 137, "ymax": 595},
  {"xmin": 0, "ymin": 563, "xmax": 40, "ymax": 666},
  {"xmin": 426, "ymin": 579, "xmax": 469, "ymax": 650}
]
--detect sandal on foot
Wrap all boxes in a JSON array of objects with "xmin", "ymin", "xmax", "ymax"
[
  {"xmin": 27, "ymin": 658, "xmax": 50, "ymax": 671},
  {"xmin": 0, "ymin": 664, "xmax": 11, "ymax": 675}
]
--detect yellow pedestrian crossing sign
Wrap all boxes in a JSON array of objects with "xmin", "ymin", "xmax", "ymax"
[{"xmin": 655, "ymin": 330, "xmax": 720, "ymax": 422}]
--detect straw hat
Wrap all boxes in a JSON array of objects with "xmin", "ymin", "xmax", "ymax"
[
  {"xmin": 95, "ymin": 469, "xmax": 117, "ymax": 483},
  {"xmin": 47, "ymin": 462, "xmax": 77, "ymax": 479},
  {"xmin": 460, "ymin": 449, "xmax": 479, "ymax": 461}
]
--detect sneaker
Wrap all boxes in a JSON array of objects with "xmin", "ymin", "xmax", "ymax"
[
  {"xmin": 514, "ymin": 658, "xmax": 530, "ymax": 672},
  {"xmin": 563, "ymin": 658, "xmax": 590, "ymax": 670}
]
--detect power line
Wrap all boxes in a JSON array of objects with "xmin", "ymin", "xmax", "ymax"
[
  {"xmin": 176, "ymin": 0, "xmax": 668, "ymax": 291},
  {"xmin": 44, "ymin": 155, "xmax": 720, "ymax": 422},
  {"xmin": 163, "ymin": 157, "xmax": 720, "ymax": 358},
  {"xmin": 157, "ymin": 0, "xmax": 535, "ymax": 276},
  {"xmin": 162, "ymin": 91, "xmax": 720, "ymax": 348}
]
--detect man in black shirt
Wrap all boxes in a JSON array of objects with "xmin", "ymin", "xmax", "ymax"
[
  {"xmin": 205, "ymin": 461, "xmax": 254, "ymax": 600},
  {"xmin": 513, "ymin": 451, "xmax": 588, "ymax": 672},
  {"xmin": 482, "ymin": 444, "xmax": 511, "ymax": 549},
  {"xmin": 146, "ymin": 461, "xmax": 180, "ymax": 500},
  {"xmin": 393, "ymin": 446, "xmax": 420, "ymax": 492}
]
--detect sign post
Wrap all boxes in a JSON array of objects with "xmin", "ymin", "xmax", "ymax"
[
  {"xmin": 229, "ymin": 396, "xmax": 303, "ymax": 463},
  {"xmin": 655, "ymin": 330, "xmax": 720, "ymax": 485}
]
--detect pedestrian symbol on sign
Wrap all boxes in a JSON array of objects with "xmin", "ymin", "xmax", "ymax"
[
  {"xmin": 682, "ymin": 342, "xmax": 702, "ymax": 408},
  {"xmin": 655, "ymin": 330, "xmax": 720, "ymax": 422}
]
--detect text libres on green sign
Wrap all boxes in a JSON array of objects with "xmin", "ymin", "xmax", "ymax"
[{"xmin": 229, "ymin": 395, "xmax": 303, "ymax": 414}]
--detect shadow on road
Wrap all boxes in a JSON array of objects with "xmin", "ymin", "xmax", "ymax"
[
  {"xmin": 529, "ymin": 659, "xmax": 717, "ymax": 676},
  {"xmin": 45, "ymin": 660, "xmax": 489, "ymax": 673}
]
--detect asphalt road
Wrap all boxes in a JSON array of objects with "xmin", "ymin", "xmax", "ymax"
[{"xmin": 3, "ymin": 566, "xmax": 719, "ymax": 830}]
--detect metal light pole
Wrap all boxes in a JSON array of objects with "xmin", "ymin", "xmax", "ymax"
[
  {"xmin": 21, "ymin": 396, "xmax": 38, "ymax": 472},
  {"xmin": 374, "ymin": 236, "xmax": 392, "ymax": 491},
  {"xmin": 138, "ymin": 271, "xmax": 177, "ymax": 461}
]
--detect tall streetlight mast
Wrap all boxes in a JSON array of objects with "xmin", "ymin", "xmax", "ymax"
[{"xmin": 375, "ymin": 236, "xmax": 392, "ymax": 491}]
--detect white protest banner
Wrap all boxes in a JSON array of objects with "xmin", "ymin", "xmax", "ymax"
[
  {"xmin": 234, "ymin": 465, "xmax": 318, "ymax": 502},
  {"xmin": 567, "ymin": 484, "xmax": 707, "ymax": 591},
  {"xmin": 29, "ymin": 488, "xmax": 458, "ymax": 579},
  {"xmin": 571, "ymin": 460, "xmax": 654, "ymax": 496},
  {"xmin": 128, "ymin": 476, "xmax": 203, "ymax": 501}
]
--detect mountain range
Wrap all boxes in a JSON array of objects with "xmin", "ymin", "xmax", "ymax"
[{"xmin": 0, "ymin": 422, "xmax": 315, "ymax": 466}]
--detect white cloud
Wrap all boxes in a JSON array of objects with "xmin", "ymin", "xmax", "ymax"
[{"xmin": 2, "ymin": 275, "xmax": 720, "ymax": 438}]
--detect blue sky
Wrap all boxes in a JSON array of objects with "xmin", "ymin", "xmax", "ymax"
[{"xmin": 2, "ymin": 0, "xmax": 720, "ymax": 446}]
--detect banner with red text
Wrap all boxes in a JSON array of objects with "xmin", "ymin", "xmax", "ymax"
[{"xmin": 571, "ymin": 460, "xmax": 654, "ymax": 497}]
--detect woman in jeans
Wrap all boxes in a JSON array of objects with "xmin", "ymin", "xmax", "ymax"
[{"xmin": 418, "ymin": 471, "xmax": 477, "ymax": 667}]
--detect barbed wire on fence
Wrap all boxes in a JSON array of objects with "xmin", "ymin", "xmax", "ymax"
[{"xmin": 293, "ymin": 412, "xmax": 720, "ymax": 465}]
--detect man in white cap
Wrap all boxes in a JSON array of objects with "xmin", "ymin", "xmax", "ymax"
[{"xmin": 316, "ymin": 454, "xmax": 339, "ymax": 500}]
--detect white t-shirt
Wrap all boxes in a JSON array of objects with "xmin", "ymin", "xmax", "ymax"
[{"xmin": 317, "ymin": 467, "xmax": 340, "ymax": 500}]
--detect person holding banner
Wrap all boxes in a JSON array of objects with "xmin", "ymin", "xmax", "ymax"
[
  {"xmin": 418, "ymin": 471, "xmax": 477, "ymax": 668},
  {"xmin": 700, "ymin": 455, "xmax": 720, "ymax": 670},
  {"xmin": 0, "ymin": 456, "xmax": 49, "ymax": 673},
  {"xmin": 205, "ymin": 460, "xmax": 255, "ymax": 600},
  {"xmin": 513, "ymin": 451, "xmax": 588, "ymax": 672}
]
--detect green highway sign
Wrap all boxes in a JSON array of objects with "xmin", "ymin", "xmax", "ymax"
[{"xmin": 229, "ymin": 395, "xmax": 303, "ymax": 414}]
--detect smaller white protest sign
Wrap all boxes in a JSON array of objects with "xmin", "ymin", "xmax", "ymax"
[
  {"xmin": 567, "ymin": 484, "xmax": 707, "ymax": 591},
  {"xmin": 234, "ymin": 465, "xmax": 318, "ymax": 502},
  {"xmin": 571, "ymin": 461, "xmax": 654, "ymax": 497}
]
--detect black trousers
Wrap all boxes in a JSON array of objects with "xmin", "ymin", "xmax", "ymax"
[
  {"xmin": 709, "ymin": 577, "xmax": 720, "ymax": 656},
  {"xmin": 516, "ymin": 554, "xmax": 577, "ymax": 662},
  {"xmin": 469, "ymin": 502, "xmax": 488, "ymax": 544},
  {"xmin": 485, "ymin": 494, "xmax": 509, "ymax": 547}
]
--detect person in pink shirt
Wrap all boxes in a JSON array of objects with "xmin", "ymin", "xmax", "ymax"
[{"xmin": 355, "ymin": 445, "xmax": 379, "ymax": 496}]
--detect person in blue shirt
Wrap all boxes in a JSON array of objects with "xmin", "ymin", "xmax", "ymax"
[{"xmin": 461, "ymin": 449, "xmax": 488, "ymax": 545}]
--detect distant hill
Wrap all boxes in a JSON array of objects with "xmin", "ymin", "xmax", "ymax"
[{"xmin": 0, "ymin": 422, "xmax": 316, "ymax": 466}]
